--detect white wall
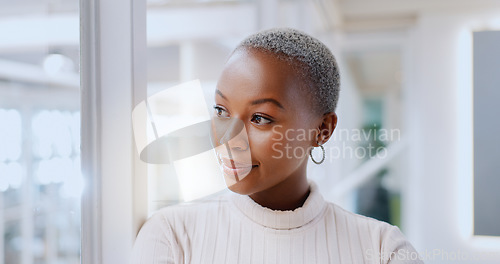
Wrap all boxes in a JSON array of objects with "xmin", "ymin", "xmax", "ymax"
[{"xmin": 406, "ymin": 8, "xmax": 500, "ymax": 264}]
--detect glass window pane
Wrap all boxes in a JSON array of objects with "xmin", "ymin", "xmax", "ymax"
[
  {"xmin": 344, "ymin": 50, "xmax": 405, "ymax": 227},
  {"xmin": 473, "ymin": 30, "xmax": 500, "ymax": 237},
  {"xmin": 0, "ymin": 1, "xmax": 81, "ymax": 263},
  {"xmin": 145, "ymin": 3, "xmax": 238, "ymax": 212}
]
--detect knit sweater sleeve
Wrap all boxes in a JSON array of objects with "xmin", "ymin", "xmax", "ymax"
[
  {"xmin": 383, "ymin": 225, "xmax": 424, "ymax": 264},
  {"xmin": 131, "ymin": 212, "xmax": 181, "ymax": 264}
]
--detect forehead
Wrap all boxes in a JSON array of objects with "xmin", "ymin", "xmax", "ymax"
[{"xmin": 216, "ymin": 49, "xmax": 305, "ymax": 103}]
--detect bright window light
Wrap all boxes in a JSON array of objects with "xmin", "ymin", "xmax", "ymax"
[
  {"xmin": 71, "ymin": 112, "xmax": 80, "ymax": 154},
  {"xmin": 0, "ymin": 109, "xmax": 22, "ymax": 162},
  {"xmin": 42, "ymin": 53, "xmax": 75, "ymax": 76},
  {"xmin": 59, "ymin": 158, "xmax": 84, "ymax": 199},
  {"xmin": 32, "ymin": 110, "xmax": 74, "ymax": 159},
  {"xmin": 0, "ymin": 163, "xmax": 9, "ymax": 191},
  {"xmin": 0, "ymin": 162, "xmax": 23, "ymax": 191},
  {"xmin": 6, "ymin": 162, "xmax": 23, "ymax": 189},
  {"xmin": 35, "ymin": 157, "xmax": 73, "ymax": 185}
]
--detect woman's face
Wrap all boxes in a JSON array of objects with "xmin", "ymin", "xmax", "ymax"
[{"xmin": 212, "ymin": 49, "xmax": 323, "ymax": 195}]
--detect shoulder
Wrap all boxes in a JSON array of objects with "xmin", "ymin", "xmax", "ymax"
[
  {"xmin": 324, "ymin": 201, "xmax": 423, "ymax": 263},
  {"xmin": 146, "ymin": 191, "xmax": 231, "ymax": 230},
  {"xmin": 325, "ymin": 201, "xmax": 396, "ymax": 233},
  {"xmin": 132, "ymin": 192, "xmax": 232, "ymax": 264}
]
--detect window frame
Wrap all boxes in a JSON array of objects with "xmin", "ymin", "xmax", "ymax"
[{"xmin": 80, "ymin": 0, "xmax": 147, "ymax": 263}]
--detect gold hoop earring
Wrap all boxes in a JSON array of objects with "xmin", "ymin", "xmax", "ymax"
[{"xmin": 310, "ymin": 145, "xmax": 325, "ymax": 165}]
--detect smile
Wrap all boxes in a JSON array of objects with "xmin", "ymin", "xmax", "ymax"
[{"xmin": 218, "ymin": 155, "xmax": 258, "ymax": 180}]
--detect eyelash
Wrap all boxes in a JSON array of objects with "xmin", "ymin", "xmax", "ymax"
[
  {"xmin": 251, "ymin": 114, "xmax": 273, "ymax": 125},
  {"xmin": 213, "ymin": 105, "xmax": 230, "ymax": 118},
  {"xmin": 213, "ymin": 105, "xmax": 274, "ymax": 125}
]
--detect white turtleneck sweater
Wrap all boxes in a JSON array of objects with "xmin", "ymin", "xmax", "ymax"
[{"xmin": 131, "ymin": 182, "xmax": 423, "ymax": 264}]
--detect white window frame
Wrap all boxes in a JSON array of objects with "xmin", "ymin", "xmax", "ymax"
[
  {"xmin": 80, "ymin": 0, "xmax": 147, "ymax": 263},
  {"xmin": 408, "ymin": 9, "xmax": 500, "ymax": 263}
]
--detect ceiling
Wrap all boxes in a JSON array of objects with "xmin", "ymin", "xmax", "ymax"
[
  {"xmin": 0, "ymin": 0, "xmax": 78, "ymax": 18},
  {"xmin": 1, "ymin": 0, "xmax": 499, "ymax": 88}
]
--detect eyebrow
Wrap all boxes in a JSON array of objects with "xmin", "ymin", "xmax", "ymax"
[
  {"xmin": 216, "ymin": 89, "xmax": 285, "ymax": 110},
  {"xmin": 215, "ymin": 89, "xmax": 227, "ymax": 100},
  {"xmin": 250, "ymin": 98, "xmax": 285, "ymax": 110}
]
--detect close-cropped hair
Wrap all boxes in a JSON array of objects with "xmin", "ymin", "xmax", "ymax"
[{"xmin": 235, "ymin": 27, "xmax": 340, "ymax": 115}]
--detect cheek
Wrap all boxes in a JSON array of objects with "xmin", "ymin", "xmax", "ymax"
[
  {"xmin": 247, "ymin": 129, "xmax": 281, "ymax": 159},
  {"xmin": 248, "ymin": 127, "xmax": 311, "ymax": 163},
  {"xmin": 282, "ymin": 129, "xmax": 313, "ymax": 160}
]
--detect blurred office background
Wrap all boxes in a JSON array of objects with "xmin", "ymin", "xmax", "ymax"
[
  {"xmin": 0, "ymin": 1, "xmax": 81, "ymax": 264},
  {"xmin": 0, "ymin": 0, "xmax": 500, "ymax": 263}
]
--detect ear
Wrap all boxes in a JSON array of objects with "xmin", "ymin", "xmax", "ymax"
[{"xmin": 314, "ymin": 112, "xmax": 337, "ymax": 146}]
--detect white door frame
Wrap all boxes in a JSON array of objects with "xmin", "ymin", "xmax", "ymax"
[{"xmin": 80, "ymin": 0, "xmax": 147, "ymax": 263}]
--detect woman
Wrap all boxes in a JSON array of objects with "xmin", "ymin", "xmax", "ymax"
[{"xmin": 132, "ymin": 28, "xmax": 422, "ymax": 264}]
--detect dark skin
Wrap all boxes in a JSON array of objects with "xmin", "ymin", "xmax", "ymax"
[{"xmin": 213, "ymin": 48, "xmax": 337, "ymax": 211}]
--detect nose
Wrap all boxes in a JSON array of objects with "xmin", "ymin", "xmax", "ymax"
[
  {"xmin": 225, "ymin": 131, "xmax": 249, "ymax": 152},
  {"xmin": 211, "ymin": 116, "xmax": 249, "ymax": 150},
  {"xmin": 220, "ymin": 118, "xmax": 249, "ymax": 151}
]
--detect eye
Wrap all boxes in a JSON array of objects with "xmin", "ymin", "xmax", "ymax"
[
  {"xmin": 213, "ymin": 105, "xmax": 230, "ymax": 118},
  {"xmin": 251, "ymin": 114, "xmax": 273, "ymax": 125}
]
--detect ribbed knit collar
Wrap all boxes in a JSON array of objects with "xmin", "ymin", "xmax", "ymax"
[{"xmin": 228, "ymin": 181, "xmax": 326, "ymax": 230}]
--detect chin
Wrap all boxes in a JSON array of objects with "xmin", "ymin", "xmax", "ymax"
[
  {"xmin": 221, "ymin": 165, "xmax": 260, "ymax": 195},
  {"xmin": 224, "ymin": 176, "xmax": 255, "ymax": 195},
  {"xmin": 226, "ymin": 183, "xmax": 246, "ymax": 194}
]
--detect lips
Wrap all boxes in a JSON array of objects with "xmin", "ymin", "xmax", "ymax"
[
  {"xmin": 218, "ymin": 155, "xmax": 257, "ymax": 180},
  {"xmin": 220, "ymin": 156, "xmax": 253, "ymax": 168}
]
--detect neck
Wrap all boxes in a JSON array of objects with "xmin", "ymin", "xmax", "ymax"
[{"xmin": 249, "ymin": 169, "xmax": 310, "ymax": 211}]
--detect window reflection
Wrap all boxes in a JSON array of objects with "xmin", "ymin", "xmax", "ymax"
[
  {"xmin": 0, "ymin": 0, "xmax": 81, "ymax": 261},
  {"xmin": 1, "ymin": 108, "xmax": 81, "ymax": 263},
  {"xmin": 0, "ymin": 109, "xmax": 22, "ymax": 163}
]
